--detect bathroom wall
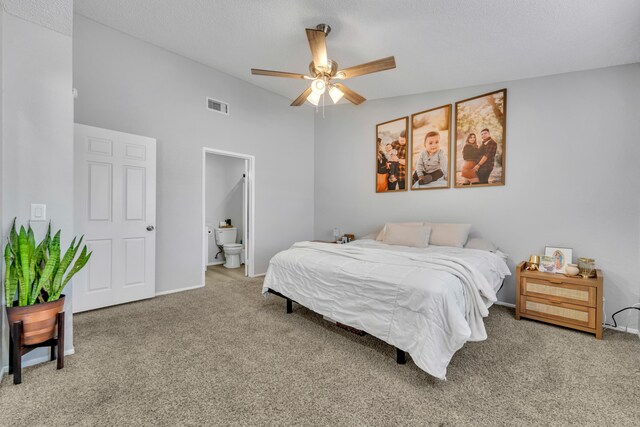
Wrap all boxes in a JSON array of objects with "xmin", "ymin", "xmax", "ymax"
[{"xmin": 206, "ymin": 154, "xmax": 245, "ymax": 264}]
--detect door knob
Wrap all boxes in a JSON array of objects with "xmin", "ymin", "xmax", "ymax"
[{"xmin": 146, "ymin": 225, "xmax": 155, "ymax": 231}]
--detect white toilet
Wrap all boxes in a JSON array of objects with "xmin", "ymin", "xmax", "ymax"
[{"xmin": 214, "ymin": 227, "xmax": 243, "ymax": 269}]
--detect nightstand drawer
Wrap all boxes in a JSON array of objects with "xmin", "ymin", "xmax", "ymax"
[
  {"xmin": 521, "ymin": 278, "xmax": 595, "ymax": 307},
  {"xmin": 520, "ymin": 295, "xmax": 596, "ymax": 329}
]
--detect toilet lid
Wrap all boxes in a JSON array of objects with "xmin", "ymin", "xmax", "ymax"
[{"xmin": 223, "ymin": 243, "xmax": 243, "ymax": 249}]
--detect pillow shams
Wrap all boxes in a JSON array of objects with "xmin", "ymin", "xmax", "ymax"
[
  {"xmin": 382, "ymin": 223, "xmax": 431, "ymax": 248},
  {"xmin": 426, "ymin": 223, "xmax": 471, "ymax": 248}
]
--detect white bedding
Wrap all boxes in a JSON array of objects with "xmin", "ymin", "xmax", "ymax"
[{"xmin": 262, "ymin": 239, "xmax": 511, "ymax": 379}]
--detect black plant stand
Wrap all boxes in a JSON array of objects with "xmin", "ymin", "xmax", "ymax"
[{"xmin": 8, "ymin": 311, "xmax": 65, "ymax": 385}]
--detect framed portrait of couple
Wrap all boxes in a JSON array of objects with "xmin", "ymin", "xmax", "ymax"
[
  {"xmin": 375, "ymin": 88, "xmax": 507, "ymax": 192},
  {"xmin": 454, "ymin": 89, "xmax": 507, "ymax": 188}
]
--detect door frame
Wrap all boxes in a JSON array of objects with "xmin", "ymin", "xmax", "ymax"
[{"xmin": 201, "ymin": 147, "xmax": 256, "ymax": 283}]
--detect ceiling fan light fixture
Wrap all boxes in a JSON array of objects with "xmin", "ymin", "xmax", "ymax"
[
  {"xmin": 311, "ymin": 78, "xmax": 326, "ymax": 95},
  {"xmin": 306, "ymin": 91, "xmax": 321, "ymax": 106},
  {"xmin": 329, "ymin": 85, "xmax": 344, "ymax": 104}
]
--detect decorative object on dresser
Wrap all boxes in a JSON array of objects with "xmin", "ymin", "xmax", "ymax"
[
  {"xmin": 516, "ymin": 262, "xmax": 603, "ymax": 339},
  {"xmin": 544, "ymin": 246, "xmax": 573, "ymax": 274},
  {"xmin": 564, "ymin": 264, "xmax": 580, "ymax": 276},
  {"xmin": 539, "ymin": 256, "xmax": 555, "ymax": 273},
  {"xmin": 577, "ymin": 257, "xmax": 596, "ymax": 278},
  {"xmin": 410, "ymin": 104, "xmax": 452, "ymax": 190},
  {"xmin": 4, "ymin": 219, "xmax": 93, "ymax": 384},
  {"xmin": 454, "ymin": 89, "xmax": 507, "ymax": 187},
  {"xmin": 376, "ymin": 117, "xmax": 409, "ymax": 193},
  {"xmin": 525, "ymin": 255, "xmax": 540, "ymax": 271}
]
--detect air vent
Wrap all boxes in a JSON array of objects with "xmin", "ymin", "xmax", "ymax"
[{"xmin": 207, "ymin": 97, "xmax": 229, "ymax": 115}]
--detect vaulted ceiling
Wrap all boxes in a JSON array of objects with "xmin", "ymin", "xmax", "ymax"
[{"xmin": 74, "ymin": 0, "xmax": 640, "ymax": 103}]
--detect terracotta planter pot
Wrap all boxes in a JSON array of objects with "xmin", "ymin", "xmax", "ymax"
[{"xmin": 7, "ymin": 296, "xmax": 65, "ymax": 345}]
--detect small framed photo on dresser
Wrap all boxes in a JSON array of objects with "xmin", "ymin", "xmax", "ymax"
[{"xmin": 544, "ymin": 246, "xmax": 573, "ymax": 274}]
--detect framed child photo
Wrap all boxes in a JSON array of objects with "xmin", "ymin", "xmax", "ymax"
[
  {"xmin": 376, "ymin": 116, "xmax": 409, "ymax": 193},
  {"xmin": 410, "ymin": 104, "xmax": 452, "ymax": 190},
  {"xmin": 454, "ymin": 89, "xmax": 507, "ymax": 188}
]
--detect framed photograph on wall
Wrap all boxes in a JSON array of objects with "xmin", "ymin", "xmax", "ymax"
[
  {"xmin": 376, "ymin": 116, "xmax": 408, "ymax": 193},
  {"xmin": 410, "ymin": 104, "xmax": 452, "ymax": 190},
  {"xmin": 545, "ymin": 246, "xmax": 573, "ymax": 274},
  {"xmin": 454, "ymin": 89, "xmax": 507, "ymax": 188}
]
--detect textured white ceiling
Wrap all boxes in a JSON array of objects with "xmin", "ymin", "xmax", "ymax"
[
  {"xmin": 74, "ymin": 0, "xmax": 640, "ymax": 102},
  {"xmin": 1, "ymin": 0, "xmax": 72, "ymax": 35}
]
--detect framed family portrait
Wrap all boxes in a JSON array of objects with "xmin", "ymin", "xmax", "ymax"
[
  {"xmin": 454, "ymin": 89, "xmax": 507, "ymax": 188},
  {"xmin": 376, "ymin": 116, "xmax": 409, "ymax": 193},
  {"xmin": 410, "ymin": 104, "xmax": 452, "ymax": 190}
]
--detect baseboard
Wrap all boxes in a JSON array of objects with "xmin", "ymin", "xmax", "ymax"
[
  {"xmin": 494, "ymin": 301, "xmax": 639, "ymax": 336},
  {"xmin": 1, "ymin": 348, "xmax": 75, "ymax": 380},
  {"xmin": 207, "ymin": 261, "xmax": 224, "ymax": 266},
  {"xmin": 603, "ymin": 324, "xmax": 640, "ymax": 335},
  {"xmin": 155, "ymin": 284, "xmax": 205, "ymax": 296},
  {"xmin": 251, "ymin": 273, "xmax": 266, "ymax": 278},
  {"xmin": 494, "ymin": 301, "xmax": 515, "ymax": 308}
]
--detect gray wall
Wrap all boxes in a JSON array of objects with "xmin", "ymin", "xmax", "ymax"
[
  {"xmin": 73, "ymin": 15, "xmax": 315, "ymax": 292},
  {"xmin": 314, "ymin": 64, "xmax": 640, "ymax": 327},
  {"xmin": 206, "ymin": 154, "xmax": 245, "ymax": 264},
  {"xmin": 1, "ymin": 4, "xmax": 75, "ymax": 369}
]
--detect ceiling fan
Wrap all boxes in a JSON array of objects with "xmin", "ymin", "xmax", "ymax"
[{"xmin": 251, "ymin": 24, "xmax": 396, "ymax": 107}]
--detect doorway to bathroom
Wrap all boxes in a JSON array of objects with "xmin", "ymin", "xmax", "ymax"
[{"xmin": 202, "ymin": 148, "xmax": 255, "ymax": 284}]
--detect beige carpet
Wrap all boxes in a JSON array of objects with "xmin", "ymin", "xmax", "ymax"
[{"xmin": 1, "ymin": 267, "xmax": 639, "ymax": 426}]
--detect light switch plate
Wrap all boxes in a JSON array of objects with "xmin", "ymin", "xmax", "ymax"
[{"xmin": 31, "ymin": 204, "xmax": 46, "ymax": 221}]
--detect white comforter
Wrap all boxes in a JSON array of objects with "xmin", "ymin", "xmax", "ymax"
[{"xmin": 262, "ymin": 239, "xmax": 511, "ymax": 379}]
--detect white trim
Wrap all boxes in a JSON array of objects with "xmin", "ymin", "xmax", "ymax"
[
  {"xmin": 494, "ymin": 301, "xmax": 515, "ymax": 308},
  {"xmin": 202, "ymin": 147, "xmax": 256, "ymax": 288},
  {"xmin": 155, "ymin": 284, "xmax": 204, "ymax": 296},
  {"xmin": 1, "ymin": 348, "xmax": 76, "ymax": 378},
  {"xmin": 23, "ymin": 348, "xmax": 75, "ymax": 369},
  {"xmin": 603, "ymin": 324, "xmax": 640, "ymax": 335},
  {"xmin": 207, "ymin": 261, "xmax": 225, "ymax": 266},
  {"xmin": 251, "ymin": 272, "xmax": 266, "ymax": 278}
]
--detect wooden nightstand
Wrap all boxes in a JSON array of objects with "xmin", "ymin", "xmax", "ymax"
[{"xmin": 516, "ymin": 262, "xmax": 603, "ymax": 339}]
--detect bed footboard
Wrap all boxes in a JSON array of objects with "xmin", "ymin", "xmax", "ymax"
[{"xmin": 266, "ymin": 287, "xmax": 408, "ymax": 365}]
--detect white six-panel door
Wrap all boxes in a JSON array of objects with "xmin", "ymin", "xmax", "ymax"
[{"xmin": 73, "ymin": 124, "xmax": 156, "ymax": 313}]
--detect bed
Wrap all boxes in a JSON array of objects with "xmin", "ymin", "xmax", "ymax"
[{"xmin": 262, "ymin": 237, "xmax": 511, "ymax": 380}]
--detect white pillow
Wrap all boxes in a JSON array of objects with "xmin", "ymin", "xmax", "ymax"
[
  {"xmin": 426, "ymin": 223, "xmax": 471, "ymax": 248},
  {"xmin": 382, "ymin": 223, "xmax": 431, "ymax": 248},
  {"xmin": 376, "ymin": 222, "xmax": 423, "ymax": 241},
  {"xmin": 464, "ymin": 238, "xmax": 497, "ymax": 252}
]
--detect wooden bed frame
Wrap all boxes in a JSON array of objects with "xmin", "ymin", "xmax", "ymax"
[{"xmin": 266, "ymin": 288, "xmax": 407, "ymax": 365}]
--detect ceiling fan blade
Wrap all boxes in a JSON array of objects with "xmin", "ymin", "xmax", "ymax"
[
  {"xmin": 291, "ymin": 87, "xmax": 313, "ymax": 106},
  {"xmin": 336, "ymin": 56, "xmax": 396, "ymax": 79},
  {"xmin": 306, "ymin": 29, "xmax": 328, "ymax": 70},
  {"xmin": 251, "ymin": 69, "xmax": 310, "ymax": 79},
  {"xmin": 333, "ymin": 83, "xmax": 366, "ymax": 105}
]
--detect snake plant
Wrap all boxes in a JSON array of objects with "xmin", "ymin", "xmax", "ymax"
[{"xmin": 4, "ymin": 219, "xmax": 92, "ymax": 307}]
